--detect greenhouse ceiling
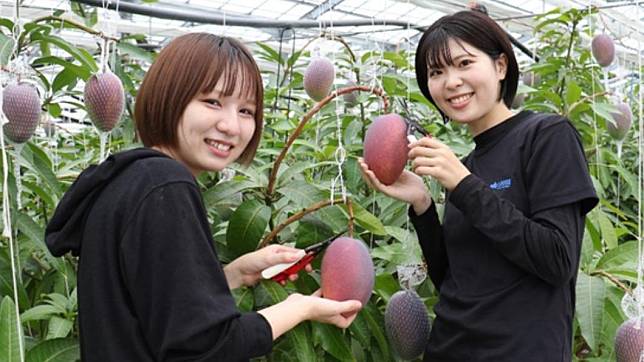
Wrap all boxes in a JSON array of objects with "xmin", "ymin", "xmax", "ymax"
[{"xmin": 0, "ymin": 0, "xmax": 642, "ymax": 67}]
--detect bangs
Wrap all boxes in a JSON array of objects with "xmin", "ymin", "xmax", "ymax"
[
  {"xmin": 200, "ymin": 41, "xmax": 260, "ymax": 102},
  {"xmin": 424, "ymin": 32, "xmax": 474, "ymax": 70}
]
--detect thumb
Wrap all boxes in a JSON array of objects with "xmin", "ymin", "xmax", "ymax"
[{"xmin": 338, "ymin": 300, "xmax": 362, "ymax": 313}]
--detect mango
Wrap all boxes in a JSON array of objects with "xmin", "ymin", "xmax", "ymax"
[
  {"xmin": 363, "ymin": 113, "xmax": 408, "ymax": 185},
  {"xmin": 84, "ymin": 71, "xmax": 125, "ymax": 132},
  {"xmin": 607, "ymin": 103, "xmax": 632, "ymax": 140},
  {"xmin": 321, "ymin": 237, "xmax": 374, "ymax": 309},
  {"xmin": 592, "ymin": 34, "xmax": 615, "ymax": 67},
  {"xmin": 385, "ymin": 290, "xmax": 431, "ymax": 360},
  {"xmin": 615, "ymin": 318, "xmax": 644, "ymax": 362},
  {"xmin": 304, "ymin": 57, "xmax": 335, "ymax": 101},
  {"xmin": 2, "ymin": 83, "xmax": 41, "ymax": 143}
]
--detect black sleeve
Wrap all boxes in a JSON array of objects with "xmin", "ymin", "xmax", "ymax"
[
  {"xmin": 408, "ymin": 203, "xmax": 448, "ymax": 290},
  {"xmin": 450, "ymin": 175, "xmax": 584, "ymax": 287},
  {"xmin": 119, "ymin": 182, "xmax": 272, "ymax": 361},
  {"xmin": 525, "ymin": 119, "xmax": 598, "ymax": 215}
]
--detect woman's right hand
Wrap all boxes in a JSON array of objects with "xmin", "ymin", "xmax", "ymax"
[{"xmin": 358, "ymin": 157, "xmax": 432, "ymax": 214}]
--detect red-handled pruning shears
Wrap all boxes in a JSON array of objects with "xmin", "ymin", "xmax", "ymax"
[{"xmin": 261, "ymin": 230, "xmax": 347, "ymax": 283}]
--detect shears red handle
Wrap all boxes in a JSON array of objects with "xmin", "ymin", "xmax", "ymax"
[
  {"xmin": 269, "ymin": 253, "xmax": 317, "ymax": 283},
  {"xmin": 261, "ymin": 230, "xmax": 347, "ymax": 283}
]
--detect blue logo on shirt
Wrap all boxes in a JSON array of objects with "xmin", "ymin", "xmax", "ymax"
[{"xmin": 490, "ymin": 178, "xmax": 512, "ymax": 190}]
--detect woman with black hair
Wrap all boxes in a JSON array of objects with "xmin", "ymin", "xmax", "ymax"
[{"xmin": 360, "ymin": 10, "xmax": 598, "ymax": 361}]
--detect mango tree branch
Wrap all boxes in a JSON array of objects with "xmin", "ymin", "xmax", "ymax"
[
  {"xmin": 267, "ymin": 85, "xmax": 388, "ymax": 197},
  {"xmin": 259, "ymin": 198, "xmax": 346, "ymax": 248},
  {"xmin": 590, "ymin": 270, "xmax": 632, "ymax": 295},
  {"xmin": 32, "ymin": 16, "xmax": 120, "ymax": 42}
]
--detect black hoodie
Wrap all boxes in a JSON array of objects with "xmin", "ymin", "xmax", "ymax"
[{"xmin": 46, "ymin": 148, "xmax": 272, "ymax": 361}]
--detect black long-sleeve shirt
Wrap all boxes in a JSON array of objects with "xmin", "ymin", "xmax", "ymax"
[
  {"xmin": 410, "ymin": 111, "xmax": 598, "ymax": 361},
  {"xmin": 46, "ymin": 148, "xmax": 273, "ymax": 361}
]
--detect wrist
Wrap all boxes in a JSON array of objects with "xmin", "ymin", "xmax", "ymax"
[
  {"xmin": 223, "ymin": 262, "xmax": 243, "ymax": 289},
  {"xmin": 412, "ymin": 193, "xmax": 432, "ymax": 215},
  {"xmin": 286, "ymin": 293, "xmax": 311, "ymax": 322}
]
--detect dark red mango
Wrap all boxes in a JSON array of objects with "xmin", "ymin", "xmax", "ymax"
[
  {"xmin": 615, "ymin": 318, "xmax": 644, "ymax": 362},
  {"xmin": 84, "ymin": 71, "xmax": 125, "ymax": 132},
  {"xmin": 2, "ymin": 83, "xmax": 41, "ymax": 143},
  {"xmin": 321, "ymin": 237, "xmax": 374, "ymax": 309},
  {"xmin": 363, "ymin": 113, "xmax": 408, "ymax": 185}
]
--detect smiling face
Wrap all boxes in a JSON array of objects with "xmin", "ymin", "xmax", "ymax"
[
  {"xmin": 155, "ymin": 77, "xmax": 257, "ymax": 176},
  {"xmin": 427, "ymin": 38, "xmax": 513, "ymax": 135}
]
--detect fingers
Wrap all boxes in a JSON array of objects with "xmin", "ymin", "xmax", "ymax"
[
  {"xmin": 358, "ymin": 158, "xmax": 387, "ymax": 191},
  {"xmin": 266, "ymin": 246, "xmax": 305, "ymax": 265}
]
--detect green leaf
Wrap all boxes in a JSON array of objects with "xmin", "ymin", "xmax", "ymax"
[
  {"xmin": 203, "ymin": 179, "xmax": 259, "ymax": 209},
  {"xmin": 116, "ymin": 42, "xmax": 155, "ymax": 63},
  {"xmin": 277, "ymin": 161, "xmax": 335, "ymax": 187},
  {"xmin": 0, "ymin": 296, "xmax": 23, "ymax": 362},
  {"xmin": 287, "ymin": 323, "xmax": 316, "ymax": 362},
  {"xmin": 26, "ymin": 338, "xmax": 79, "ymax": 362},
  {"xmin": 590, "ymin": 102, "xmax": 618, "ymax": 126},
  {"xmin": 313, "ymin": 323, "xmax": 355, "ymax": 361},
  {"xmin": 21, "ymin": 305, "xmax": 61, "ymax": 322},
  {"xmin": 362, "ymin": 303, "xmax": 390, "ymax": 358},
  {"xmin": 564, "ymin": 79, "xmax": 582, "ymax": 106},
  {"xmin": 32, "ymin": 56, "xmax": 90, "ymax": 80},
  {"xmin": 0, "ymin": 33, "xmax": 16, "ymax": 66},
  {"xmin": 15, "ymin": 213, "xmax": 65, "ymax": 272},
  {"xmin": 384, "ymin": 226, "xmax": 422, "ymax": 263},
  {"xmin": 225, "ymin": 199, "xmax": 270, "ymax": 256},
  {"xmin": 373, "ymin": 273, "xmax": 400, "ymax": 303},
  {"xmin": 596, "ymin": 241, "xmax": 637, "ymax": 272},
  {"xmin": 575, "ymin": 273, "xmax": 606, "ymax": 351},
  {"xmin": 256, "ymin": 41, "xmax": 283, "ymax": 65},
  {"xmin": 277, "ymin": 181, "xmax": 346, "ymax": 230},
  {"xmin": 254, "ymin": 280, "xmax": 288, "ymax": 308},
  {"xmin": 45, "ymin": 103, "xmax": 62, "ymax": 118},
  {"xmin": 46, "ymin": 316, "xmax": 73, "ymax": 339},
  {"xmin": 596, "ymin": 209, "xmax": 617, "ymax": 250},
  {"xmin": 348, "ymin": 312, "xmax": 371, "ymax": 347},
  {"xmin": 31, "ymin": 33, "xmax": 98, "ymax": 73},
  {"xmin": 52, "ymin": 68, "xmax": 78, "ymax": 93},
  {"xmin": 344, "ymin": 202, "xmax": 386, "ymax": 235}
]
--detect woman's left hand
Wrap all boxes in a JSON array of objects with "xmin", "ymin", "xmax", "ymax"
[
  {"xmin": 224, "ymin": 244, "xmax": 311, "ymax": 289},
  {"xmin": 408, "ymin": 136, "xmax": 471, "ymax": 191}
]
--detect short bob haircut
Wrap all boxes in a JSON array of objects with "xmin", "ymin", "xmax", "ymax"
[
  {"xmin": 135, "ymin": 33, "xmax": 263, "ymax": 166},
  {"xmin": 415, "ymin": 10, "xmax": 519, "ymax": 121}
]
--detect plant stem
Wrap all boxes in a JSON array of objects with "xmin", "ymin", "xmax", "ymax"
[
  {"xmin": 591, "ymin": 270, "xmax": 632, "ymax": 295},
  {"xmin": 266, "ymin": 85, "xmax": 388, "ymax": 197},
  {"xmin": 259, "ymin": 197, "xmax": 346, "ymax": 247}
]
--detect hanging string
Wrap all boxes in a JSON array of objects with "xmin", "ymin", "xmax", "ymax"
[
  {"xmin": 636, "ymin": 0, "xmax": 643, "ymax": 322},
  {"xmin": 0, "ymin": 2, "xmax": 26, "ymax": 360},
  {"xmin": 328, "ymin": 6, "xmax": 347, "ymax": 205}
]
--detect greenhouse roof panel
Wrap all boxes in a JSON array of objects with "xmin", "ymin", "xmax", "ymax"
[{"xmin": 0, "ymin": 0, "xmax": 641, "ymax": 65}]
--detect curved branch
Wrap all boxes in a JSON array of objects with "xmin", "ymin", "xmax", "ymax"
[
  {"xmin": 259, "ymin": 198, "xmax": 346, "ymax": 248},
  {"xmin": 32, "ymin": 16, "xmax": 120, "ymax": 42},
  {"xmin": 591, "ymin": 270, "xmax": 632, "ymax": 295},
  {"xmin": 267, "ymin": 85, "xmax": 388, "ymax": 197}
]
